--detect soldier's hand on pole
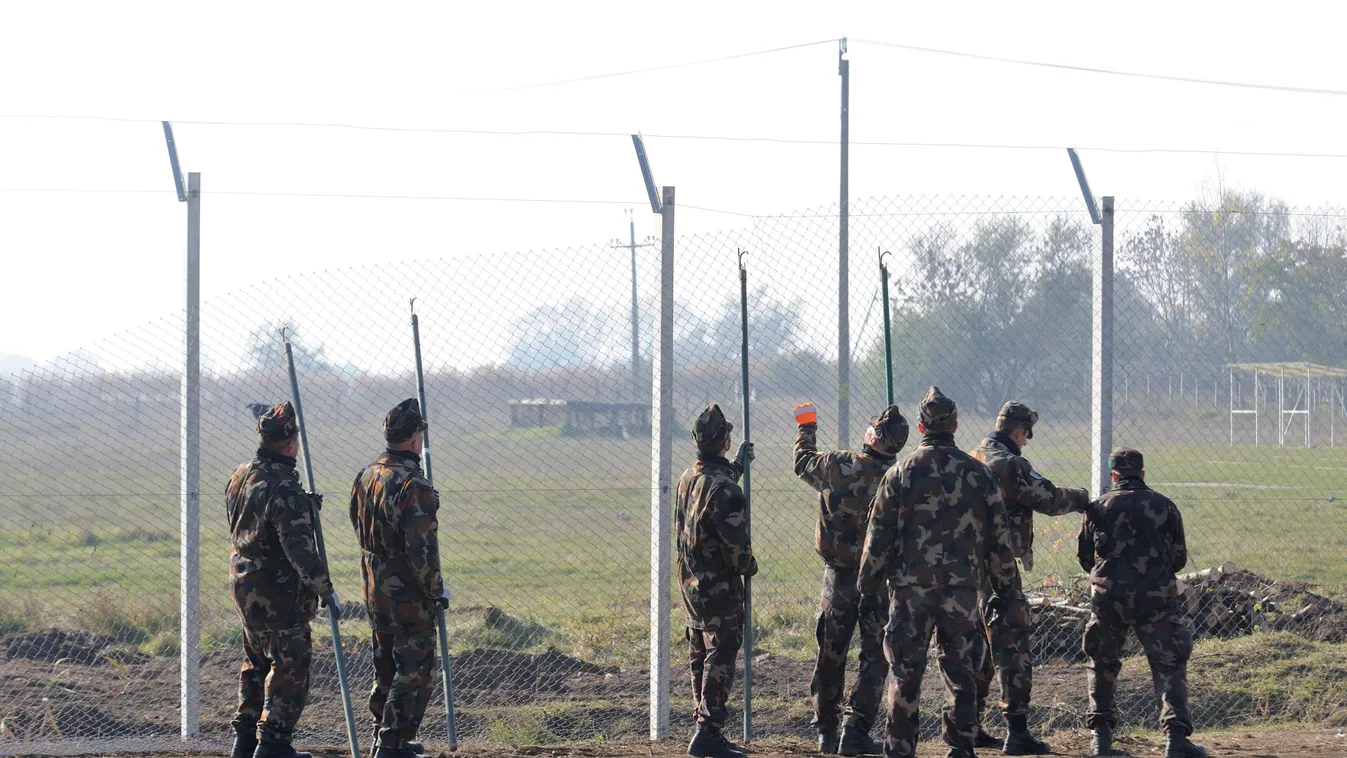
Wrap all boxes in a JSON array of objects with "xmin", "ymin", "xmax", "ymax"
[
  {"xmin": 793, "ymin": 402, "xmax": 818, "ymax": 426},
  {"xmin": 735, "ymin": 440, "xmax": 755, "ymax": 467},
  {"xmin": 857, "ymin": 593, "xmax": 883, "ymax": 628},
  {"xmin": 308, "ymin": 491, "xmax": 324, "ymax": 511},
  {"xmin": 437, "ymin": 587, "xmax": 451, "ymax": 609},
  {"xmin": 744, "ymin": 556, "xmax": 759, "ymax": 579},
  {"xmin": 986, "ymin": 593, "xmax": 1031, "ymax": 630},
  {"xmin": 322, "ymin": 590, "xmax": 342, "ymax": 620}
]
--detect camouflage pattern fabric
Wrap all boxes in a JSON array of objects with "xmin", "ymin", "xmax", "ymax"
[
  {"xmin": 1078, "ymin": 473, "xmax": 1194, "ymax": 734},
  {"xmin": 688, "ymin": 624, "xmax": 743, "ymax": 729},
  {"xmin": 793, "ymin": 421, "xmax": 895, "ymax": 733},
  {"xmin": 233, "ymin": 625, "xmax": 314, "ymax": 744},
  {"xmin": 971, "ymin": 433, "xmax": 1088, "ymax": 572},
  {"xmin": 369, "ymin": 629, "xmax": 438, "ymax": 748},
  {"xmin": 349, "ymin": 450, "xmax": 444, "ymax": 633},
  {"xmin": 882, "ymin": 585, "xmax": 983, "ymax": 758},
  {"xmin": 858, "ymin": 400, "xmax": 1020, "ymax": 758},
  {"xmin": 226, "ymin": 448, "xmax": 334, "ymax": 631},
  {"xmin": 811, "ymin": 566, "xmax": 888, "ymax": 733},
  {"xmin": 857, "ymin": 434, "xmax": 1017, "ymax": 594},
  {"xmin": 970, "ymin": 432, "xmax": 1087, "ymax": 717},
  {"xmin": 350, "ymin": 447, "xmax": 444, "ymax": 748},
  {"xmin": 675, "ymin": 454, "xmax": 756, "ymax": 632},
  {"xmin": 257, "ymin": 401, "xmax": 300, "ymax": 443},
  {"xmin": 794, "ymin": 422, "xmax": 896, "ymax": 570},
  {"xmin": 385, "ymin": 398, "xmax": 429, "ymax": 444}
]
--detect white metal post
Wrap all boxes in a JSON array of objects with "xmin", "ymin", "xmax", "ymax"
[
  {"xmin": 180, "ymin": 172, "xmax": 201, "ymax": 740},
  {"xmin": 649, "ymin": 186, "xmax": 675, "ymax": 740},
  {"xmin": 1090, "ymin": 197, "xmax": 1114, "ymax": 498}
]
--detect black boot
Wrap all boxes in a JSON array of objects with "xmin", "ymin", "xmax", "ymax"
[
  {"xmin": 974, "ymin": 725, "xmax": 1003, "ymax": 749},
  {"xmin": 687, "ymin": 724, "xmax": 746, "ymax": 758},
  {"xmin": 1001, "ymin": 715, "xmax": 1049, "ymax": 756},
  {"xmin": 374, "ymin": 745, "xmax": 430, "ymax": 758},
  {"xmin": 230, "ymin": 731, "xmax": 257, "ymax": 758},
  {"xmin": 252, "ymin": 740, "xmax": 311, "ymax": 758},
  {"xmin": 817, "ymin": 729, "xmax": 840, "ymax": 755},
  {"xmin": 1164, "ymin": 730, "xmax": 1207, "ymax": 758},
  {"xmin": 1090, "ymin": 726, "xmax": 1113, "ymax": 756},
  {"xmin": 370, "ymin": 732, "xmax": 425, "ymax": 758},
  {"xmin": 837, "ymin": 726, "xmax": 883, "ymax": 756}
]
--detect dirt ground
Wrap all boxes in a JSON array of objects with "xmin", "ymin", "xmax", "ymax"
[{"xmin": 33, "ymin": 727, "xmax": 1347, "ymax": 758}]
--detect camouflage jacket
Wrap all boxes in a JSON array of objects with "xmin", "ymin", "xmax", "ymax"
[
  {"xmin": 858, "ymin": 432, "xmax": 1018, "ymax": 596},
  {"xmin": 349, "ymin": 450, "xmax": 445, "ymax": 631},
  {"xmin": 675, "ymin": 454, "xmax": 757, "ymax": 631},
  {"xmin": 794, "ymin": 423, "xmax": 895, "ymax": 570},
  {"xmin": 226, "ymin": 448, "xmax": 334, "ymax": 630},
  {"xmin": 1078, "ymin": 477, "xmax": 1188, "ymax": 618},
  {"xmin": 971, "ymin": 433, "xmax": 1088, "ymax": 571}
]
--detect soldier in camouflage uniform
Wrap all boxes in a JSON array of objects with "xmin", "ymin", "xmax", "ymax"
[
  {"xmin": 350, "ymin": 399, "xmax": 449, "ymax": 758},
  {"xmin": 857, "ymin": 387, "xmax": 1023, "ymax": 758},
  {"xmin": 1078, "ymin": 449, "xmax": 1206, "ymax": 758},
  {"xmin": 677, "ymin": 403, "xmax": 756, "ymax": 758},
  {"xmin": 793, "ymin": 402, "xmax": 909, "ymax": 755},
  {"xmin": 969, "ymin": 401, "xmax": 1089, "ymax": 754},
  {"xmin": 226, "ymin": 402, "xmax": 339, "ymax": 758}
]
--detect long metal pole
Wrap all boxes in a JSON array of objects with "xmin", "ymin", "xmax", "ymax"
[
  {"xmin": 180, "ymin": 172, "xmax": 201, "ymax": 740},
  {"xmin": 1090, "ymin": 197, "xmax": 1115, "ymax": 498},
  {"xmin": 649, "ymin": 187, "xmax": 676, "ymax": 741},
  {"xmin": 879, "ymin": 249, "xmax": 893, "ymax": 406},
  {"xmin": 410, "ymin": 301, "xmax": 460, "ymax": 751},
  {"xmin": 282, "ymin": 333, "xmax": 360, "ymax": 758},
  {"xmin": 630, "ymin": 214, "xmax": 642, "ymax": 400},
  {"xmin": 837, "ymin": 38, "xmax": 851, "ymax": 448},
  {"xmin": 737, "ymin": 251, "xmax": 753, "ymax": 744}
]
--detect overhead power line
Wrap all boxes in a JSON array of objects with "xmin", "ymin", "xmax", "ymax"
[
  {"xmin": 852, "ymin": 38, "xmax": 1347, "ymax": 97},
  {"xmin": 2, "ymin": 114, "xmax": 1346, "ymax": 159}
]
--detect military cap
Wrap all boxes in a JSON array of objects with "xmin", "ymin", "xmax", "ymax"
[
  {"xmin": 864, "ymin": 404, "xmax": 910, "ymax": 455},
  {"xmin": 692, "ymin": 402, "xmax": 733, "ymax": 448},
  {"xmin": 1109, "ymin": 447, "xmax": 1144, "ymax": 473},
  {"xmin": 257, "ymin": 401, "xmax": 299, "ymax": 442},
  {"xmin": 997, "ymin": 401, "xmax": 1039, "ymax": 439},
  {"xmin": 385, "ymin": 398, "xmax": 428, "ymax": 443},
  {"xmin": 918, "ymin": 385, "xmax": 957, "ymax": 431}
]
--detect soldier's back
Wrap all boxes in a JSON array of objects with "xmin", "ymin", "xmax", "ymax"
[
  {"xmin": 225, "ymin": 453, "xmax": 315, "ymax": 628},
  {"xmin": 1086, "ymin": 483, "xmax": 1183, "ymax": 618},
  {"xmin": 351, "ymin": 451, "xmax": 440, "ymax": 631},
  {"xmin": 887, "ymin": 440, "xmax": 997, "ymax": 588}
]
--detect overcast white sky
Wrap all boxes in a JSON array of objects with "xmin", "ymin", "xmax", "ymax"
[{"xmin": 3, "ymin": 0, "xmax": 1347, "ymax": 367}]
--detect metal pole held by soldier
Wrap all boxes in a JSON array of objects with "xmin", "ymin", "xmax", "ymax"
[
  {"xmin": 736, "ymin": 250, "xmax": 754, "ymax": 744},
  {"xmin": 879, "ymin": 249, "xmax": 894, "ymax": 406},
  {"xmin": 410, "ymin": 299, "xmax": 460, "ymax": 751},
  {"xmin": 280, "ymin": 329, "xmax": 362, "ymax": 758}
]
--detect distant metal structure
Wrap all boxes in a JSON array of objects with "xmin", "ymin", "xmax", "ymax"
[{"xmin": 1228, "ymin": 362, "xmax": 1347, "ymax": 447}]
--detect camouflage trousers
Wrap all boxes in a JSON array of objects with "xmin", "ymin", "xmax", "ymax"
[
  {"xmin": 882, "ymin": 585, "xmax": 981, "ymax": 758},
  {"xmin": 975, "ymin": 570, "xmax": 1032, "ymax": 717},
  {"xmin": 811, "ymin": 565, "xmax": 889, "ymax": 733},
  {"xmin": 688, "ymin": 624, "xmax": 743, "ymax": 730},
  {"xmin": 1083, "ymin": 604, "xmax": 1193, "ymax": 735},
  {"xmin": 370, "ymin": 626, "xmax": 438, "ymax": 747},
  {"xmin": 234, "ymin": 624, "xmax": 313, "ymax": 743}
]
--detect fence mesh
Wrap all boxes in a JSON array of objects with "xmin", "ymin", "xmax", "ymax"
[{"xmin": 1, "ymin": 193, "xmax": 1345, "ymax": 753}]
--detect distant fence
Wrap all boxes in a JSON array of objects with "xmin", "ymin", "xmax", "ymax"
[{"xmin": 2, "ymin": 193, "xmax": 1346, "ymax": 754}]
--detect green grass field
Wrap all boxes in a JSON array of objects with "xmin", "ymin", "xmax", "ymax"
[{"xmin": 3, "ymin": 400, "xmax": 1345, "ymax": 667}]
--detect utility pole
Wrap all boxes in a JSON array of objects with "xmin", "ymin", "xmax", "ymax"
[
  {"xmin": 611, "ymin": 210, "xmax": 657, "ymax": 400},
  {"xmin": 838, "ymin": 37, "xmax": 851, "ymax": 448}
]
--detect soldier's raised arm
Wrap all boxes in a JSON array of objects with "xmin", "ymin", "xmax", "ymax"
[
  {"xmin": 1015, "ymin": 456, "xmax": 1089, "ymax": 517},
  {"xmin": 402, "ymin": 478, "xmax": 445, "ymax": 598},
  {"xmin": 271, "ymin": 483, "xmax": 334, "ymax": 598},
  {"xmin": 857, "ymin": 468, "xmax": 900, "ymax": 595},
  {"xmin": 792, "ymin": 402, "xmax": 840, "ymax": 490}
]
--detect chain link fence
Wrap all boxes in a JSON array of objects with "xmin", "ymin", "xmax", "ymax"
[{"xmin": 2, "ymin": 194, "xmax": 1345, "ymax": 753}]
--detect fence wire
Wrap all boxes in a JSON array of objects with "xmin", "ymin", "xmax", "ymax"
[{"xmin": 1, "ymin": 193, "xmax": 1345, "ymax": 753}]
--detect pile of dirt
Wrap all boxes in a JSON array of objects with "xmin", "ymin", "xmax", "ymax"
[
  {"xmin": 1026, "ymin": 564, "xmax": 1347, "ymax": 662},
  {"xmin": 3, "ymin": 629, "xmax": 146, "ymax": 666}
]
